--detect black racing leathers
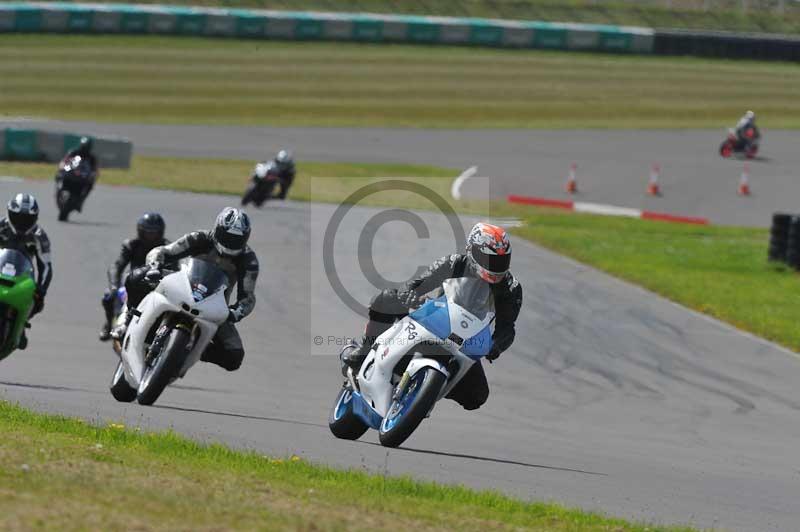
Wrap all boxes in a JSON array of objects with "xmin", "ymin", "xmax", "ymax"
[
  {"xmin": 272, "ymin": 162, "xmax": 295, "ymax": 200},
  {"xmin": 66, "ymin": 146, "xmax": 98, "ymax": 175},
  {"xmin": 0, "ymin": 218, "xmax": 53, "ymax": 316},
  {"xmin": 102, "ymin": 237, "xmax": 169, "ymax": 329},
  {"xmin": 126, "ymin": 231, "xmax": 259, "ymax": 371},
  {"xmin": 363, "ymin": 253, "xmax": 522, "ymax": 410}
]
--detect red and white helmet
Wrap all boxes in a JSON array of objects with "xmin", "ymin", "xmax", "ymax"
[{"xmin": 466, "ymin": 222, "xmax": 511, "ymax": 284}]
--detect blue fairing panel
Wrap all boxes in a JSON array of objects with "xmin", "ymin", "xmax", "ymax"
[
  {"xmin": 408, "ymin": 296, "xmax": 451, "ymax": 340},
  {"xmin": 351, "ymin": 391, "xmax": 383, "ymax": 430},
  {"xmin": 461, "ymin": 323, "xmax": 494, "ymax": 359}
]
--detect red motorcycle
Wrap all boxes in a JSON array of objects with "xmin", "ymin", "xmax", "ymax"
[{"xmin": 719, "ymin": 126, "xmax": 760, "ymax": 159}]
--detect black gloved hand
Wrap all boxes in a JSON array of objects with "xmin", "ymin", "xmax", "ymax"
[
  {"xmin": 485, "ymin": 345, "xmax": 501, "ymax": 363},
  {"xmin": 227, "ymin": 308, "xmax": 239, "ymax": 323},
  {"xmin": 145, "ymin": 268, "xmax": 163, "ymax": 284}
]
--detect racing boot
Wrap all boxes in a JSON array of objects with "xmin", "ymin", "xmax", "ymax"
[
  {"xmin": 18, "ymin": 331, "xmax": 28, "ymax": 350},
  {"xmin": 99, "ymin": 322, "xmax": 112, "ymax": 342},
  {"xmin": 340, "ymin": 319, "xmax": 388, "ymax": 374},
  {"xmin": 110, "ymin": 308, "xmax": 131, "ymax": 341}
]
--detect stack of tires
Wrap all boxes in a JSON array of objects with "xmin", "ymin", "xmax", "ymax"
[{"xmin": 769, "ymin": 212, "xmax": 800, "ymax": 267}]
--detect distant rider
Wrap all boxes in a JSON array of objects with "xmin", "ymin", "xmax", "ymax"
[
  {"xmin": 342, "ymin": 222, "xmax": 523, "ymax": 411},
  {"xmin": 64, "ymin": 136, "xmax": 98, "ymax": 212},
  {"xmin": 0, "ymin": 194, "xmax": 53, "ymax": 349},
  {"xmin": 113, "ymin": 207, "xmax": 258, "ymax": 372},
  {"xmin": 270, "ymin": 149, "xmax": 295, "ymax": 200},
  {"xmin": 734, "ymin": 110, "xmax": 759, "ymax": 146},
  {"xmin": 99, "ymin": 213, "xmax": 168, "ymax": 341}
]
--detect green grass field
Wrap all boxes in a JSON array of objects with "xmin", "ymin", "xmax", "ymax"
[
  {"xmin": 0, "ymin": 400, "xmax": 697, "ymax": 531},
  {"xmin": 80, "ymin": 0, "xmax": 800, "ymax": 35},
  {"xmin": 3, "ymin": 35, "xmax": 800, "ymax": 129}
]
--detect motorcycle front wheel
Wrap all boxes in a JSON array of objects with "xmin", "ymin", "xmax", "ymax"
[
  {"xmin": 137, "ymin": 327, "xmax": 190, "ymax": 406},
  {"xmin": 57, "ymin": 189, "xmax": 71, "ymax": 221},
  {"xmin": 328, "ymin": 386, "xmax": 369, "ymax": 440},
  {"xmin": 378, "ymin": 368, "xmax": 446, "ymax": 448}
]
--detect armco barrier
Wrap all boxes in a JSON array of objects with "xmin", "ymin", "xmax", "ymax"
[
  {"xmin": 0, "ymin": 128, "xmax": 132, "ymax": 169},
  {"xmin": 0, "ymin": 3, "xmax": 655, "ymax": 53},
  {"xmin": 655, "ymin": 29, "xmax": 800, "ymax": 61}
]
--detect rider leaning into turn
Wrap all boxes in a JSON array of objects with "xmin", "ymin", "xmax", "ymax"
[
  {"xmin": 64, "ymin": 136, "xmax": 98, "ymax": 211},
  {"xmin": 99, "ymin": 213, "xmax": 168, "ymax": 341},
  {"xmin": 0, "ymin": 194, "xmax": 53, "ymax": 349},
  {"xmin": 270, "ymin": 149, "xmax": 295, "ymax": 200},
  {"xmin": 342, "ymin": 222, "xmax": 523, "ymax": 411},
  {"xmin": 113, "ymin": 207, "xmax": 258, "ymax": 372},
  {"xmin": 735, "ymin": 110, "xmax": 758, "ymax": 142}
]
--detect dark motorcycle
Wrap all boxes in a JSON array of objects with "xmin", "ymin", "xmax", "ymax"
[
  {"xmin": 55, "ymin": 155, "xmax": 95, "ymax": 221},
  {"xmin": 720, "ymin": 126, "xmax": 760, "ymax": 159},
  {"xmin": 241, "ymin": 162, "xmax": 281, "ymax": 207}
]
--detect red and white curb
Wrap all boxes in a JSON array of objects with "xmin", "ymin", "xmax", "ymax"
[{"xmin": 507, "ymin": 195, "xmax": 709, "ymax": 226}]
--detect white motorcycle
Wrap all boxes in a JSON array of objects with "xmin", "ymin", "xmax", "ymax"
[
  {"xmin": 329, "ymin": 277, "xmax": 495, "ymax": 448},
  {"xmin": 109, "ymin": 258, "xmax": 230, "ymax": 405}
]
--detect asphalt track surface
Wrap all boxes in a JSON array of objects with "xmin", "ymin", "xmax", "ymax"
[
  {"xmin": 2, "ymin": 122, "xmax": 800, "ymax": 531},
  {"xmin": 5, "ymin": 119, "xmax": 800, "ymax": 226}
]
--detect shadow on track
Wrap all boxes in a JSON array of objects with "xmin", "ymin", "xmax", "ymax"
[
  {"xmin": 153, "ymin": 404, "xmax": 327, "ymax": 429},
  {"xmin": 361, "ymin": 442, "xmax": 606, "ymax": 476},
  {"xmin": 0, "ymin": 380, "xmax": 90, "ymax": 393}
]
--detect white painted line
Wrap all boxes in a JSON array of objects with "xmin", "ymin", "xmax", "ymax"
[
  {"xmin": 451, "ymin": 165, "xmax": 477, "ymax": 201},
  {"xmin": 574, "ymin": 201, "xmax": 641, "ymax": 218}
]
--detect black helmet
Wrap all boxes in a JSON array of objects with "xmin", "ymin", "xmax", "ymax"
[
  {"xmin": 137, "ymin": 212, "xmax": 165, "ymax": 244},
  {"xmin": 78, "ymin": 136, "xmax": 93, "ymax": 153},
  {"xmin": 212, "ymin": 207, "xmax": 251, "ymax": 256},
  {"xmin": 7, "ymin": 193, "xmax": 39, "ymax": 235},
  {"xmin": 274, "ymin": 149, "xmax": 294, "ymax": 171}
]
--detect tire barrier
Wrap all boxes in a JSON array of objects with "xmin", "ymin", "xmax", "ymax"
[
  {"xmin": 655, "ymin": 29, "xmax": 800, "ymax": 61},
  {"xmin": 784, "ymin": 216, "xmax": 800, "ymax": 270},
  {"xmin": 0, "ymin": 128, "xmax": 132, "ymax": 169},
  {"xmin": 768, "ymin": 212, "xmax": 792, "ymax": 263},
  {"xmin": 0, "ymin": 3, "xmax": 654, "ymax": 54}
]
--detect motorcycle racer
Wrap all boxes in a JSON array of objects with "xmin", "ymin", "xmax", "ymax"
[
  {"xmin": 735, "ymin": 110, "xmax": 759, "ymax": 145},
  {"xmin": 64, "ymin": 136, "xmax": 98, "ymax": 211},
  {"xmin": 113, "ymin": 207, "xmax": 258, "ymax": 372},
  {"xmin": 271, "ymin": 149, "xmax": 295, "ymax": 200},
  {"xmin": 342, "ymin": 222, "xmax": 522, "ymax": 411}
]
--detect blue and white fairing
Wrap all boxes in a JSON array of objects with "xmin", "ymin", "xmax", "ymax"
[{"xmin": 350, "ymin": 277, "xmax": 495, "ymax": 428}]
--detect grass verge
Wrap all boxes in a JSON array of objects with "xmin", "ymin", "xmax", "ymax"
[
  {"xmin": 3, "ymin": 35, "xmax": 800, "ymax": 129},
  {"xmin": 0, "ymin": 400, "xmax": 696, "ymax": 531},
  {"xmin": 79, "ymin": 0, "xmax": 800, "ymax": 35}
]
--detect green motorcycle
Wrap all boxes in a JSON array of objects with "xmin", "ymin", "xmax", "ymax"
[{"xmin": 0, "ymin": 249, "xmax": 36, "ymax": 361}]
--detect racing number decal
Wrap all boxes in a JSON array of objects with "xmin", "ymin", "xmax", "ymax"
[{"xmin": 405, "ymin": 322, "xmax": 418, "ymax": 341}]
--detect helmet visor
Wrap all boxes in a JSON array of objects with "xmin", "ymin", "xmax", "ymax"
[
  {"xmin": 471, "ymin": 246, "xmax": 510, "ymax": 275},
  {"xmin": 214, "ymin": 226, "xmax": 247, "ymax": 254},
  {"xmin": 9, "ymin": 211, "xmax": 37, "ymax": 234}
]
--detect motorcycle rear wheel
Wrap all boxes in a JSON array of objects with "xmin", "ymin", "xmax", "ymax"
[{"xmin": 137, "ymin": 327, "xmax": 190, "ymax": 406}]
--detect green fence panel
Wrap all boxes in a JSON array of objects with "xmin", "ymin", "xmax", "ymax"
[
  {"xmin": 0, "ymin": 9, "xmax": 15, "ymax": 32},
  {"xmin": 14, "ymin": 7, "xmax": 42, "ymax": 32},
  {"xmin": 120, "ymin": 11, "xmax": 149, "ymax": 33},
  {"xmin": 407, "ymin": 21, "xmax": 440, "ymax": 43},
  {"xmin": 534, "ymin": 27, "xmax": 568, "ymax": 49},
  {"xmin": 92, "ymin": 10, "xmax": 122, "ymax": 33},
  {"xmin": 148, "ymin": 12, "xmax": 176, "ymax": 34},
  {"xmin": 0, "ymin": 130, "xmax": 5, "ymax": 159},
  {"xmin": 235, "ymin": 13, "xmax": 265, "ymax": 38},
  {"xmin": 41, "ymin": 9, "xmax": 68, "ymax": 32},
  {"xmin": 600, "ymin": 30, "xmax": 633, "ymax": 51},
  {"xmin": 175, "ymin": 12, "xmax": 206, "ymax": 34},
  {"xmin": 323, "ymin": 19, "xmax": 353, "ymax": 40},
  {"xmin": 352, "ymin": 19, "xmax": 382, "ymax": 41},
  {"xmin": 4, "ymin": 129, "xmax": 40, "ymax": 161},
  {"xmin": 294, "ymin": 17, "xmax": 324, "ymax": 39},
  {"xmin": 205, "ymin": 14, "xmax": 236, "ymax": 37},
  {"xmin": 67, "ymin": 8, "xmax": 94, "ymax": 32},
  {"xmin": 469, "ymin": 24, "xmax": 504, "ymax": 46}
]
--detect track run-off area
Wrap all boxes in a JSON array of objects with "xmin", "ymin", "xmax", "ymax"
[{"xmin": 1, "ymin": 119, "xmax": 800, "ymax": 529}]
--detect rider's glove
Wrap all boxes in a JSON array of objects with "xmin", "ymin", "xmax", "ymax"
[
  {"xmin": 227, "ymin": 307, "xmax": 241, "ymax": 323},
  {"xmin": 485, "ymin": 345, "xmax": 501, "ymax": 363},
  {"xmin": 145, "ymin": 268, "xmax": 162, "ymax": 284}
]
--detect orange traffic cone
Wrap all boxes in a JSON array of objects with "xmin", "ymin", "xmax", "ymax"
[
  {"xmin": 647, "ymin": 163, "xmax": 661, "ymax": 196},
  {"xmin": 738, "ymin": 163, "xmax": 751, "ymax": 196},
  {"xmin": 565, "ymin": 163, "xmax": 578, "ymax": 194}
]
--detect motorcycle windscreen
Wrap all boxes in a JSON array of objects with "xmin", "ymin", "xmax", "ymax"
[
  {"xmin": 409, "ymin": 296, "xmax": 451, "ymax": 340},
  {"xmin": 408, "ymin": 277, "xmax": 495, "ymax": 343},
  {"xmin": 0, "ymin": 249, "xmax": 34, "ymax": 279},
  {"xmin": 180, "ymin": 258, "xmax": 229, "ymax": 302}
]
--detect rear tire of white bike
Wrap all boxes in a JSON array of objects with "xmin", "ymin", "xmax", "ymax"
[{"xmin": 378, "ymin": 368, "xmax": 446, "ymax": 448}]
